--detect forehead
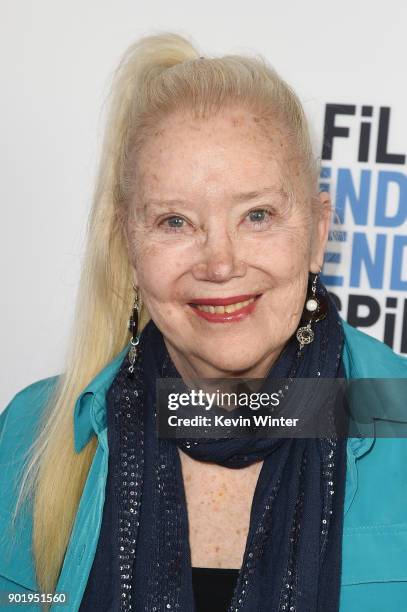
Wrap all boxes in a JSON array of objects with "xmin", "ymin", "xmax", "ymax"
[
  {"xmin": 137, "ymin": 108, "xmax": 291, "ymax": 166},
  {"xmin": 133, "ymin": 108, "xmax": 297, "ymax": 203}
]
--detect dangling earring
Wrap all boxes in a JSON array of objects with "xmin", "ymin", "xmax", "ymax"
[
  {"xmin": 296, "ymin": 272, "xmax": 328, "ymax": 349},
  {"xmin": 128, "ymin": 284, "xmax": 141, "ymax": 377}
]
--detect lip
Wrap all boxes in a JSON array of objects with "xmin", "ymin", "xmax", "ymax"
[
  {"xmin": 189, "ymin": 293, "xmax": 259, "ymax": 306},
  {"xmin": 188, "ymin": 294, "xmax": 261, "ymax": 323}
]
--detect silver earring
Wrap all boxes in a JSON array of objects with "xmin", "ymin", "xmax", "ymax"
[
  {"xmin": 296, "ymin": 273, "xmax": 327, "ymax": 349},
  {"xmin": 128, "ymin": 285, "xmax": 141, "ymax": 377}
]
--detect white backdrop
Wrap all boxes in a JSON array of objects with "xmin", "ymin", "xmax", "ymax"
[{"xmin": 1, "ymin": 0, "xmax": 406, "ymax": 408}]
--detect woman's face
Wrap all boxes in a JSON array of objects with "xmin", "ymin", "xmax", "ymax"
[{"xmin": 127, "ymin": 107, "xmax": 330, "ymax": 379}]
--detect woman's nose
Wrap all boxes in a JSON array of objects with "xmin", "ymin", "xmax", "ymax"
[{"xmin": 191, "ymin": 228, "xmax": 246, "ymax": 282}]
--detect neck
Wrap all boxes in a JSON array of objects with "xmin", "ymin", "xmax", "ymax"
[{"xmin": 163, "ymin": 338, "xmax": 286, "ymax": 388}]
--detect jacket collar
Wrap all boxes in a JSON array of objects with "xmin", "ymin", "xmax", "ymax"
[
  {"xmin": 73, "ymin": 344, "xmax": 130, "ymax": 452},
  {"xmin": 73, "ymin": 319, "xmax": 407, "ymax": 457}
]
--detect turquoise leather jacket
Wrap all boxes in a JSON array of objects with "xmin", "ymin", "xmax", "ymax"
[{"xmin": 1, "ymin": 320, "xmax": 407, "ymax": 611}]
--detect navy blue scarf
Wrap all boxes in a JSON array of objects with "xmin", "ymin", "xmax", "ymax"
[{"xmin": 80, "ymin": 283, "xmax": 347, "ymax": 611}]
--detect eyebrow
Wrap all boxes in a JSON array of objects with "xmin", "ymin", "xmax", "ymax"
[
  {"xmin": 230, "ymin": 186, "xmax": 288, "ymax": 203},
  {"xmin": 141, "ymin": 186, "xmax": 288, "ymax": 213}
]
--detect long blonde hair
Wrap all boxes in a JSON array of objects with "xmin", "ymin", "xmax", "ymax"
[{"xmin": 13, "ymin": 32, "xmax": 319, "ymax": 594}]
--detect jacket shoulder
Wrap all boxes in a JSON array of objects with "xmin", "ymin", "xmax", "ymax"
[
  {"xmin": 341, "ymin": 319, "xmax": 407, "ymax": 377},
  {"xmin": 5, "ymin": 375, "xmax": 59, "ymax": 408},
  {"xmin": 1, "ymin": 376, "xmax": 60, "ymax": 445},
  {"xmin": 0, "ymin": 376, "xmax": 60, "ymax": 484}
]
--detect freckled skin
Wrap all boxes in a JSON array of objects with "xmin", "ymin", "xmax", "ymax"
[
  {"xmin": 126, "ymin": 106, "xmax": 330, "ymax": 382},
  {"xmin": 178, "ymin": 449, "xmax": 264, "ymax": 568}
]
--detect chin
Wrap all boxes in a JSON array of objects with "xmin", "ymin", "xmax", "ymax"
[{"xmin": 199, "ymin": 347, "xmax": 265, "ymax": 377}]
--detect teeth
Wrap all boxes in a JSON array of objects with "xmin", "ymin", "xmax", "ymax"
[{"xmin": 195, "ymin": 297, "xmax": 255, "ymax": 313}]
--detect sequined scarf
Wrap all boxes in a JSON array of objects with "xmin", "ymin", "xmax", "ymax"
[{"xmin": 81, "ymin": 283, "xmax": 347, "ymax": 612}]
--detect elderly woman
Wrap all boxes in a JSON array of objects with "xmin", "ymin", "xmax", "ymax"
[{"xmin": 1, "ymin": 33, "xmax": 406, "ymax": 612}]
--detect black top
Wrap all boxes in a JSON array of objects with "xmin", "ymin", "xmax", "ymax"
[{"xmin": 192, "ymin": 567, "xmax": 239, "ymax": 611}]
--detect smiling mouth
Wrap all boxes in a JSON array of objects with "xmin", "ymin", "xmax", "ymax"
[
  {"xmin": 191, "ymin": 297, "xmax": 256, "ymax": 314},
  {"xmin": 188, "ymin": 294, "xmax": 262, "ymax": 319}
]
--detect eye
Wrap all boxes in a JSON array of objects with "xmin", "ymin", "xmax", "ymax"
[
  {"xmin": 245, "ymin": 208, "xmax": 273, "ymax": 229},
  {"xmin": 159, "ymin": 215, "xmax": 187, "ymax": 232}
]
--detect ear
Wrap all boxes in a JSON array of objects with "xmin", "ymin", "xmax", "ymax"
[{"xmin": 310, "ymin": 191, "xmax": 331, "ymax": 274}]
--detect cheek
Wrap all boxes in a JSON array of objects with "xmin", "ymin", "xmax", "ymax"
[
  {"xmin": 270, "ymin": 239, "xmax": 310, "ymax": 308},
  {"xmin": 248, "ymin": 226, "xmax": 311, "ymax": 281},
  {"xmin": 130, "ymin": 236, "xmax": 187, "ymax": 303},
  {"xmin": 249, "ymin": 227, "xmax": 311, "ymax": 323},
  {"xmin": 267, "ymin": 271, "xmax": 309, "ymax": 335}
]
